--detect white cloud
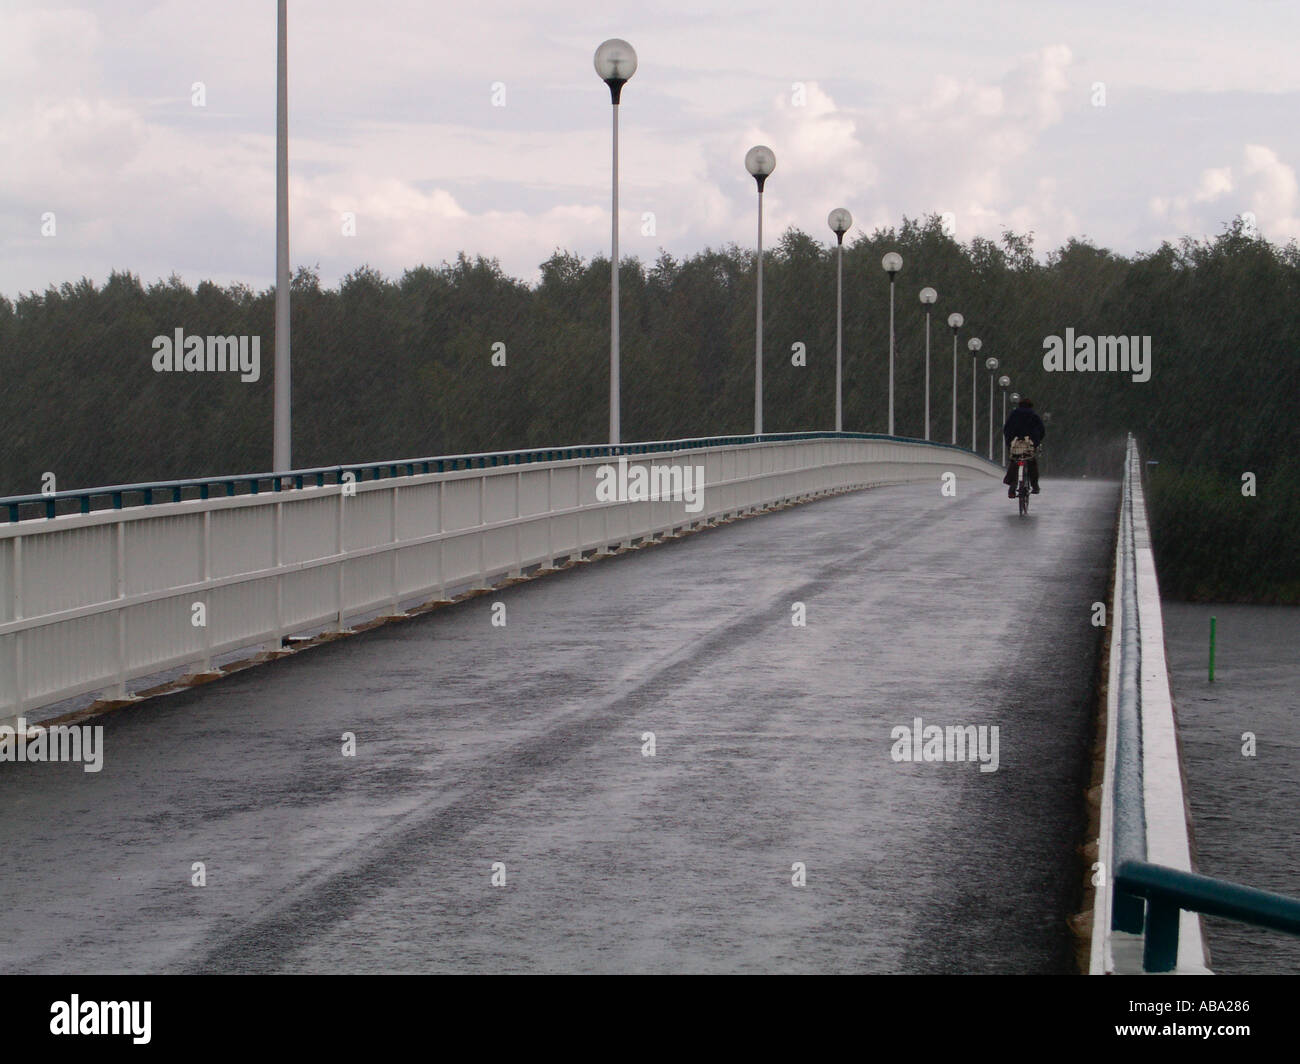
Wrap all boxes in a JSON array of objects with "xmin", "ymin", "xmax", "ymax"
[
  {"xmin": 1241, "ymin": 144, "xmax": 1300, "ymax": 240},
  {"xmin": 1149, "ymin": 147, "xmax": 1300, "ymax": 243},
  {"xmin": 1195, "ymin": 168, "xmax": 1234, "ymax": 203},
  {"xmin": 3, "ymin": 2, "xmax": 1300, "ymax": 296},
  {"xmin": 0, "ymin": 8, "xmax": 101, "ymax": 99}
]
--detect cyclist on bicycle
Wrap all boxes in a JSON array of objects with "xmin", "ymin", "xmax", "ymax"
[{"xmin": 1003, "ymin": 397, "xmax": 1045, "ymax": 497}]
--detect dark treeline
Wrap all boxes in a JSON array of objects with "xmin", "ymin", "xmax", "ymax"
[{"xmin": 1, "ymin": 215, "xmax": 1296, "ymax": 600}]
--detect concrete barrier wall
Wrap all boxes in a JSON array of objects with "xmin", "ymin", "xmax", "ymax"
[
  {"xmin": 0, "ymin": 434, "xmax": 999, "ymax": 720},
  {"xmin": 1090, "ymin": 435, "xmax": 1211, "ymax": 975}
]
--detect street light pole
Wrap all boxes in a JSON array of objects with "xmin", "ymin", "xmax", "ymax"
[
  {"xmin": 985, "ymin": 356, "xmax": 1000, "ymax": 461},
  {"xmin": 948, "ymin": 313, "xmax": 964, "ymax": 445},
  {"xmin": 919, "ymin": 287, "xmax": 937, "ymax": 440},
  {"xmin": 746, "ymin": 146, "xmax": 775, "ymax": 436},
  {"xmin": 273, "ymin": 0, "xmax": 291, "ymax": 473},
  {"xmin": 828, "ymin": 208, "xmax": 852, "ymax": 432},
  {"xmin": 881, "ymin": 253, "xmax": 902, "ymax": 435},
  {"xmin": 611, "ymin": 100, "xmax": 620, "ymax": 443},
  {"xmin": 967, "ymin": 337, "xmax": 982, "ymax": 451},
  {"xmin": 998, "ymin": 374, "xmax": 1011, "ymax": 464},
  {"xmin": 594, "ymin": 39, "xmax": 637, "ymax": 446},
  {"xmin": 1009, "ymin": 391, "xmax": 1021, "ymax": 468}
]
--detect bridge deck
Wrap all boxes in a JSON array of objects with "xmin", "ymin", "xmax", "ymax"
[{"xmin": 0, "ymin": 477, "xmax": 1118, "ymax": 973}]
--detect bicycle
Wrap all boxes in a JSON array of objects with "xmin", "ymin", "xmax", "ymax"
[{"xmin": 1009, "ymin": 437, "xmax": 1037, "ymax": 517}]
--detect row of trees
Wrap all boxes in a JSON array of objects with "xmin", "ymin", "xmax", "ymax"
[{"xmin": 2, "ymin": 216, "xmax": 1296, "ymax": 600}]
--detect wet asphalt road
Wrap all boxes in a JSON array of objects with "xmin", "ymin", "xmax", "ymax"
[{"xmin": 0, "ymin": 476, "xmax": 1118, "ymax": 973}]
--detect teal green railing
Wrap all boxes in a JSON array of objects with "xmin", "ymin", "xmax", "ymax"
[{"xmin": 1115, "ymin": 859, "xmax": 1300, "ymax": 973}]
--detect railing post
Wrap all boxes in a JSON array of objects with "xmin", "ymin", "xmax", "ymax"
[
  {"xmin": 110, "ymin": 520, "xmax": 128, "ymax": 700},
  {"xmin": 1112, "ymin": 888, "xmax": 1146, "ymax": 934},
  {"xmin": 599, "ymin": 457, "xmax": 613, "ymax": 554},
  {"xmin": 544, "ymin": 468, "xmax": 555, "ymax": 569},
  {"xmin": 389, "ymin": 482, "xmax": 400, "ymax": 615},
  {"xmin": 271, "ymin": 500, "xmax": 284, "ymax": 651},
  {"xmin": 435, "ymin": 480, "xmax": 447, "ymax": 601},
  {"xmin": 1142, "ymin": 897, "xmax": 1179, "ymax": 972},
  {"xmin": 201, "ymin": 510, "xmax": 213, "ymax": 673},
  {"xmin": 475, "ymin": 474, "xmax": 487, "ymax": 589},
  {"xmin": 511, "ymin": 471, "xmax": 523, "ymax": 577},
  {"xmin": 12, "ymin": 535, "xmax": 24, "ymax": 716},
  {"xmin": 335, "ymin": 480, "xmax": 347, "ymax": 632}
]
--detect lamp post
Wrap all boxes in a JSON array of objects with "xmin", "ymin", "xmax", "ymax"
[
  {"xmin": 881, "ymin": 252, "xmax": 902, "ymax": 435},
  {"xmin": 273, "ymin": 0, "xmax": 291, "ymax": 473},
  {"xmin": 919, "ymin": 287, "xmax": 937, "ymax": 440},
  {"xmin": 947, "ymin": 312, "xmax": 963, "ymax": 445},
  {"xmin": 594, "ymin": 39, "xmax": 637, "ymax": 446},
  {"xmin": 998, "ymin": 375, "xmax": 1011, "ymax": 464},
  {"xmin": 985, "ymin": 356, "xmax": 1000, "ymax": 461},
  {"xmin": 746, "ymin": 145, "xmax": 775, "ymax": 436},
  {"xmin": 828, "ymin": 208, "xmax": 852, "ymax": 432},
  {"xmin": 967, "ymin": 337, "xmax": 982, "ymax": 451}
]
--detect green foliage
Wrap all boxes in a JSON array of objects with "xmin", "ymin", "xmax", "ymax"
[
  {"xmin": 1148, "ymin": 462, "xmax": 1300, "ymax": 604},
  {"xmin": 1, "ymin": 215, "xmax": 1296, "ymax": 600}
]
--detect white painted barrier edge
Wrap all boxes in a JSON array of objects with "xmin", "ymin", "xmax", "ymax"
[{"xmin": 1090, "ymin": 436, "xmax": 1211, "ymax": 975}]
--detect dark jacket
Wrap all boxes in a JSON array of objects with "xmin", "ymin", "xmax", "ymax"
[{"xmin": 1003, "ymin": 407, "xmax": 1045, "ymax": 447}]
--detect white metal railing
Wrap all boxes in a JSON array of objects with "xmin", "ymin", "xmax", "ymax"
[{"xmin": 0, "ymin": 434, "xmax": 999, "ymax": 720}]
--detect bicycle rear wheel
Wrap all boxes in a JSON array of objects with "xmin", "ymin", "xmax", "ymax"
[{"xmin": 1018, "ymin": 486, "xmax": 1029, "ymax": 516}]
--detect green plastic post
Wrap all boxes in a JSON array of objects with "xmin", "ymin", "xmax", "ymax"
[{"xmin": 1209, "ymin": 616, "xmax": 1216, "ymax": 683}]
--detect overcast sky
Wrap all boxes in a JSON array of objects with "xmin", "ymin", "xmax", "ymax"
[{"xmin": 3, "ymin": 0, "xmax": 1299, "ymax": 297}]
